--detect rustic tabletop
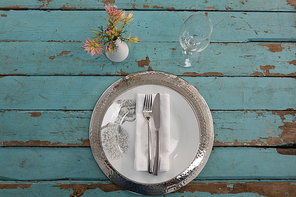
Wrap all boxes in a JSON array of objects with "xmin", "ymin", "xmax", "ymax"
[{"xmin": 0, "ymin": 0, "xmax": 296, "ymax": 196}]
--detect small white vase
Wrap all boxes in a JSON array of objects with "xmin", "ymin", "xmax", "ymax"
[{"xmin": 106, "ymin": 39, "xmax": 129, "ymax": 62}]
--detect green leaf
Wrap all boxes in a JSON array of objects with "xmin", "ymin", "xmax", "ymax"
[{"xmin": 91, "ymin": 31, "xmax": 100, "ymax": 35}]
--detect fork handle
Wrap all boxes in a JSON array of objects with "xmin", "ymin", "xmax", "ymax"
[{"xmin": 148, "ymin": 121, "xmax": 153, "ymax": 174}]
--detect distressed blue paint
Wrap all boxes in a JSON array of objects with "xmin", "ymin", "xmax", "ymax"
[
  {"xmin": 0, "ymin": 76, "xmax": 295, "ymax": 110},
  {"xmin": 182, "ymin": 77, "xmax": 296, "ymax": 110},
  {"xmin": 0, "ymin": 147, "xmax": 295, "ymax": 181},
  {"xmin": 1, "ymin": 180, "xmax": 295, "ymax": 197},
  {"xmin": 1, "ymin": 0, "xmax": 296, "ymax": 11},
  {"xmin": 0, "ymin": 11, "xmax": 295, "ymax": 42},
  {"xmin": 0, "ymin": 110, "xmax": 293, "ymax": 146},
  {"xmin": 0, "ymin": 0, "xmax": 295, "ymax": 195},
  {"xmin": 212, "ymin": 111, "xmax": 289, "ymax": 146},
  {"xmin": 0, "ymin": 42, "xmax": 295, "ymax": 76},
  {"xmin": 168, "ymin": 192, "xmax": 264, "ymax": 197},
  {"xmin": 0, "ymin": 111, "xmax": 90, "ymax": 146},
  {"xmin": 0, "ymin": 183, "xmax": 71, "ymax": 197}
]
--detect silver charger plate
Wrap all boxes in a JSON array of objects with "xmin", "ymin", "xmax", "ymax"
[{"xmin": 89, "ymin": 71, "xmax": 214, "ymax": 195}]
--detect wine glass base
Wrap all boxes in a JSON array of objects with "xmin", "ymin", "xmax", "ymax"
[{"xmin": 172, "ymin": 45, "xmax": 199, "ymax": 68}]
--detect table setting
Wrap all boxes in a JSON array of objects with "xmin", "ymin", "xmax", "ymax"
[
  {"xmin": 0, "ymin": 1, "xmax": 295, "ymax": 196},
  {"xmin": 89, "ymin": 71, "xmax": 214, "ymax": 195}
]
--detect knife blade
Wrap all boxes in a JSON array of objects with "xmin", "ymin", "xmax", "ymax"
[{"xmin": 152, "ymin": 93, "xmax": 160, "ymax": 175}]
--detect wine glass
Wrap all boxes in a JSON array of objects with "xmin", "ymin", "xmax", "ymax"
[{"xmin": 173, "ymin": 14, "xmax": 213, "ymax": 67}]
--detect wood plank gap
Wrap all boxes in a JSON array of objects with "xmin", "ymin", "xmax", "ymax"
[
  {"xmin": 1, "ymin": 8, "xmax": 296, "ymax": 13},
  {"xmin": 2, "ymin": 178, "xmax": 295, "ymax": 182},
  {"xmin": 1, "ymin": 178, "xmax": 296, "ymax": 182},
  {"xmin": 1, "ymin": 74, "xmax": 296, "ymax": 78},
  {"xmin": 0, "ymin": 109, "xmax": 93, "ymax": 112},
  {"xmin": 1, "ymin": 109, "xmax": 295, "ymax": 111},
  {"xmin": 1, "ymin": 41, "xmax": 296, "ymax": 43}
]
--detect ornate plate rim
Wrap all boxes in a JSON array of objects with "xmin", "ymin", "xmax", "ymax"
[{"xmin": 89, "ymin": 71, "xmax": 214, "ymax": 195}]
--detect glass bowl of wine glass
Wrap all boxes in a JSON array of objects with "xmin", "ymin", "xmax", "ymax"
[{"xmin": 173, "ymin": 14, "xmax": 213, "ymax": 68}]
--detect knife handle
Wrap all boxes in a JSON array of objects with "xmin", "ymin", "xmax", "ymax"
[
  {"xmin": 153, "ymin": 129, "xmax": 160, "ymax": 175},
  {"xmin": 148, "ymin": 121, "xmax": 153, "ymax": 174}
]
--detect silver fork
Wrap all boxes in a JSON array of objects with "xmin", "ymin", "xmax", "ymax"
[{"xmin": 143, "ymin": 94, "xmax": 153, "ymax": 174}]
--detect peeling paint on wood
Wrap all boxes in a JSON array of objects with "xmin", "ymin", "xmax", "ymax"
[
  {"xmin": 252, "ymin": 65, "xmax": 296, "ymax": 76},
  {"xmin": 153, "ymin": 5, "xmax": 165, "ymax": 9},
  {"xmin": 1, "ymin": 76, "xmax": 295, "ymax": 110},
  {"xmin": 49, "ymin": 51, "xmax": 71, "ymax": 60},
  {"xmin": 77, "ymin": 73, "xmax": 101, "ymax": 76},
  {"xmin": 0, "ymin": 184, "xmax": 31, "ymax": 189},
  {"xmin": 1, "ymin": 12, "xmax": 296, "ymax": 42},
  {"xmin": 287, "ymin": 0, "xmax": 296, "ymax": 9},
  {"xmin": 175, "ymin": 182, "xmax": 296, "ymax": 196},
  {"xmin": 1, "ymin": 0, "xmax": 296, "ymax": 11},
  {"xmin": 0, "ymin": 147, "xmax": 295, "ymax": 180},
  {"xmin": 0, "ymin": 139, "xmax": 90, "ymax": 147},
  {"xmin": 258, "ymin": 43, "xmax": 284, "ymax": 52},
  {"xmin": 115, "ymin": 69, "xmax": 128, "ymax": 76},
  {"xmin": 183, "ymin": 72, "xmax": 223, "ymax": 76},
  {"xmin": 273, "ymin": 111, "xmax": 296, "ymax": 145},
  {"xmin": 0, "ymin": 2, "xmax": 295, "ymax": 197},
  {"xmin": 289, "ymin": 60, "xmax": 296, "ymax": 65},
  {"xmin": 59, "ymin": 4, "xmax": 76, "ymax": 9},
  {"xmin": 215, "ymin": 111, "xmax": 296, "ymax": 146},
  {"xmin": 166, "ymin": 7, "xmax": 176, "ymax": 10},
  {"xmin": 0, "ymin": 5, "xmax": 28, "ymax": 10},
  {"xmin": 54, "ymin": 183, "xmax": 123, "ymax": 196},
  {"xmin": 205, "ymin": 6, "xmax": 219, "ymax": 10},
  {"xmin": 259, "ymin": 65, "xmax": 276, "ymax": 75},
  {"xmin": 102, "ymin": 0, "xmax": 115, "ymax": 5},
  {"xmin": 29, "ymin": 112, "xmax": 42, "ymax": 117},
  {"xmin": 277, "ymin": 148, "xmax": 296, "ymax": 155},
  {"xmin": 38, "ymin": 0, "xmax": 52, "ymax": 9},
  {"xmin": 136, "ymin": 56, "xmax": 150, "ymax": 67},
  {"xmin": 0, "ymin": 110, "xmax": 294, "ymax": 147},
  {"xmin": 147, "ymin": 66, "xmax": 153, "ymax": 71},
  {"xmin": 0, "ymin": 181, "xmax": 296, "ymax": 196}
]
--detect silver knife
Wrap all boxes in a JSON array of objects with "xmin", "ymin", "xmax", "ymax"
[{"xmin": 152, "ymin": 93, "xmax": 160, "ymax": 175}]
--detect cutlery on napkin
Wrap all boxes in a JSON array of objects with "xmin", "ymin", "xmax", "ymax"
[{"xmin": 134, "ymin": 93, "xmax": 170, "ymax": 172}]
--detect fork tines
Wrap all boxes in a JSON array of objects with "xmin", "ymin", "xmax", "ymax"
[{"xmin": 143, "ymin": 94, "xmax": 152, "ymax": 111}]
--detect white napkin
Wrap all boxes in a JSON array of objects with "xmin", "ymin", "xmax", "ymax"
[{"xmin": 134, "ymin": 93, "xmax": 170, "ymax": 171}]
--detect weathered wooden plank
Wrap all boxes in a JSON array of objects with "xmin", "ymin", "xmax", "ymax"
[
  {"xmin": 0, "ymin": 180, "xmax": 295, "ymax": 197},
  {"xmin": 1, "ymin": 11, "xmax": 295, "ymax": 42},
  {"xmin": 0, "ymin": 0, "xmax": 295, "ymax": 11},
  {"xmin": 1, "ymin": 42, "xmax": 295, "ymax": 76},
  {"xmin": 0, "ymin": 110, "xmax": 295, "ymax": 147},
  {"xmin": 0, "ymin": 147, "xmax": 295, "ymax": 181},
  {"xmin": 0, "ymin": 110, "xmax": 90, "ymax": 147},
  {"xmin": 0, "ymin": 76, "xmax": 295, "ymax": 110}
]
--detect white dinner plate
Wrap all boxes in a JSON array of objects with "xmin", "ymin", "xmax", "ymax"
[{"xmin": 89, "ymin": 71, "xmax": 214, "ymax": 195}]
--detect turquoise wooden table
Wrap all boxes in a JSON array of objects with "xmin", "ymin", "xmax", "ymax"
[{"xmin": 1, "ymin": 0, "xmax": 296, "ymax": 196}]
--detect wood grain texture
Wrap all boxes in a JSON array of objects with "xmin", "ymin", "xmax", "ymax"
[
  {"xmin": 0, "ymin": 110, "xmax": 295, "ymax": 147},
  {"xmin": 0, "ymin": 76, "xmax": 295, "ymax": 110},
  {"xmin": 1, "ymin": 0, "xmax": 296, "ymax": 11},
  {"xmin": 1, "ymin": 42, "xmax": 295, "ymax": 76},
  {"xmin": 0, "ymin": 147, "xmax": 295, "ymax": 181},
  {"xmin": 0, "ymin": 180, "xmax": 295, "ymax": 197},
  {"xmin": 1, "ymin": 11, "xmax": 295, "ymax": 42},
  {"xmin": 0, "ymin": 0, "xmax": 295, "ymax": 196}
]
